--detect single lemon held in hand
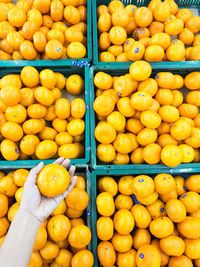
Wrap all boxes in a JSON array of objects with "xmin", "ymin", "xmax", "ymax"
[{"xmin": 37, "ymin": 164, "xmax": 70, "ymax": 197}]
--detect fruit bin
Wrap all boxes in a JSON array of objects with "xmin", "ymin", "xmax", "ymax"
[
  {"xmin": 0, "ymin": 167, "xmax": 93, "ymax": 263},
  {"xmin": 92, "ymin": 0, "xmax": 200, "ymax": 67},
  {"xmin": 90, "ymin": 64, "xmax": 200, "ymax": 171},
  {"xmin": 91, "ymin": 167, "xmax": 200, "ymax": 266},
  {"xmin": 0, "ymin": 64, "xmax": 90, "ymax": 169},
  {"xmin": 0, "ymin": 0, "xmax": 92, "ymax": 67}
]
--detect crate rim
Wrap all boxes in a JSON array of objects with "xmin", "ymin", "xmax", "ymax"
[
  {"xmin": 0, "ymin": 160, "xmax": 88, "ymax": 170},
  {"xmin": 91, "ymin": 61, "xmax": 200, "ymax": 70},
  {"xmin": 92, "ymin": 0, "xmax": 200, "ymax": 66},
  {"xmin": 90, "ymin": 64, "xmax": 200, "ymax": 171},
  {"xmin": 91, "ymin": 167, "xmax": 200, "ymax": 267},
  {"xmin": 0, "ymin": 65, "xmax": 90, "ymax": 169},
  {"xmin": 92, "ymin": 61, "xmax": 200, "ymax": 69},
  {"xmin": 93, "ymin": 164, "xmax": 200, "ymax": 174},
  {"xmin": 0, "ymin": 59, "xmax": 91, "ymax": 68}
]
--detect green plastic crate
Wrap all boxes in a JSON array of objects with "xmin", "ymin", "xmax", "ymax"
[
  {"xmin": 0, "ymin": 0, "xmax": 92, "ymax": 68},
  {"xmin": 0, "ymin": 64, "xmax": 90, "ymax": 169},
  {"xmin": 1, "ymin": 167, "xmax": 93, "ymax": 250},
  {"xmin": 91, "ymin": 167, "xmax": 200, "ymax": 266},
  {"xmin": 90, "ymin": 64, "xmax": 200, "ymax": 171},
  {"xmin": 92, "ymin": 0, "xmax": 200, "ymax": 67}
]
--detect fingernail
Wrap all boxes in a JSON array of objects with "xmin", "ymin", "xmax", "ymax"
[
  {"xmin": 66, "ymin": 159, "xmax": 71, "ymax": 166},
  {"xmin": 56, "ymin": 157, "xmax": 64, "ymax": 162}
]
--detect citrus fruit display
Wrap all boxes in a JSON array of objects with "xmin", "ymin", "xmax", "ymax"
[
  {"xmin": 0, "ymin": 0, "xmax": 88, "ymax": 60},
  {"xmin": 0, "ymin": 66, "xmax": 86, "ymax": 161},
  {"xmin": 0, "ymin": 169, "xmax": 93, "ymax": 267},
  {"xmin": 96, "ymin": 174, "xmax": 200, "ymax": 266},
  {"xmin": 93, "ymin": 63, "xmax": 200, "ymax": 167},
  {"xmin": 96, "ymin": 0, "xmax": 200, "ymax": 62}
]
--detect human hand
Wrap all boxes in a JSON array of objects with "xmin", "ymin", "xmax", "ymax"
[{"xmin": 20, "ymin": 157, "xmax": 77, "ymax": 223}]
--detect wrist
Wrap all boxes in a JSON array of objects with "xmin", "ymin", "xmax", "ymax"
[{"xmin": 18, "ymin": 207, "xmax": 41, "ymax": 227}]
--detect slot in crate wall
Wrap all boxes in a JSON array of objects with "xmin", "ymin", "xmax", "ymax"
[
  {"xmin": 91, "ymin": 167, "xmax": 200, "ymax": 266},
  {"xmin": 90, "ymin": 64, "xmax": 200, "ymax": 170},
  {"xmin": 92, "ymin": 0, "xmax": 200, "ymax": 66},
  {"xmin": 0, "ymin": 64, "xmax": 90, "ymax": 169}
]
